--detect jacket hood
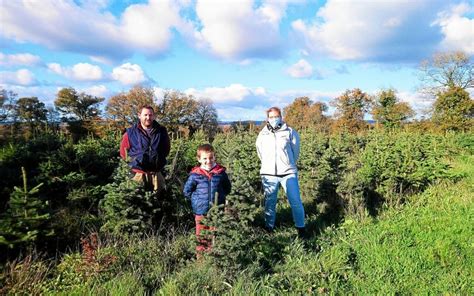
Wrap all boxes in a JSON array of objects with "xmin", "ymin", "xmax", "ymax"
[
  {"xmin": 262, "ymin": 122, "xmax": 288, "ymax": 133},
  {"xmin": 190, "ymin": 164, "xmax": 226, "ymax": 178}
]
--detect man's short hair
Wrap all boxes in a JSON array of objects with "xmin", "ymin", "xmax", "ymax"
[
  {"xmin": 140, "ymin": 105, "xmax": 155, "ymax": 113},
  {"xmin": 266, "ymin": 106, "xmax": 282, "ymax": 117},
  {"xmin": 197, "ymin": 143, "xmax": 215, "ymax": 158}
]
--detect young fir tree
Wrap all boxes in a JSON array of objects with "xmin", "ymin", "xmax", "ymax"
[
  {"xmin": 204, "ymin": 130, "xmax": 261, "ymax": 273},
  {"xmin": 100, "ymin": 159, "xmax": 161, "ymax": 235},
  {"xmin": 0, "ymin": 167, "xmax": 52, "ymax": 249}
]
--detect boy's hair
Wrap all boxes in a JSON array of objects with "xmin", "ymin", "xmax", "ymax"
[
  {"xmin": 140, "ymin": 105, "xmax": 155, "ymax": 113},
  {"xmin": 266, "ymin": 106, "xmax": 282, "ymax": 117},
  {"xmin": 197, "ymin": 143, "xmax": 215, "ymax": 158}
]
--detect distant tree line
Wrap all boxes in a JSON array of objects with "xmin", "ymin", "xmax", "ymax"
[{"xmin": 0, "ymin": 51, "xmax": 472, "ymax": 141}]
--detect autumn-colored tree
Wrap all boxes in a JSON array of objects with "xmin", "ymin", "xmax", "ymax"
[
  {"xmin": 191, "ymin": 99, "xmax": 219, "ymax": 139},
  {"xmin": 155, "ymin": 91, "xmax": 198, "ymax": 136},
  {"xmin": 54, "ymin": 87, "xmax": 104, "ymax": 139},
  {"xmin": 54, "ymin": 87, "xmax": 104, "ymax": 121},
  {"xmin": 105, "ymin": 85, "xmax": 157, "ymax": 130},
  {"xmin": 371, "ymin": 89, "xmax": 414, "ymax": 129},
  {"xmin": 432, "ymin": 86, "xmax": 473, "ymax": 132},
  {"xmin": 284, "ymin": 96, "xmax": 329, "ymax": 132},
  {"xmin": 331, "ymin": 88, "xmax": 372, "ymax": 133},
  {"xmin": 419, "ymin": 51, "xmax": 473, "ymax": 94},
  {"xmin": 15, "ymin": 97, "xmax": 48, "ymax": 132}
]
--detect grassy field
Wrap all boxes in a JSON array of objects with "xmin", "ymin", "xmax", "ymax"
[
  {"xmin": 3, "ymin": 144, "xmax": 473, "ymax": 295},
  {"xmin": 105, "ymin": 154, "xmax": 474, "ymax": 295},
  {"xmin": 308, "ymin": 154, "xmax": 474, "ymax": 294},
  {"xmin": 170, "ymin": 153, "xmax": 473, "ymax": 295}
]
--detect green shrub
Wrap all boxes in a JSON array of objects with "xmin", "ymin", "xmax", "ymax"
[
  {"xmin": 356, "ymin": 131, "xmax": 451, "ymax": 207},
  {"xmin": 100, "ymin": 160, "xmax": 161, "ymax": 235},
  {"xmin": 0, "ymin": 168, "xmax": 53, "ymax": 250}
]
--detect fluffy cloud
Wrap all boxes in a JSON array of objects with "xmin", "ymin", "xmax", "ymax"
[
  {"xmin": 0, "ymin": 0, "xmax": 186, "ymax": 61},
  {"xmin": 184, "ymin": 83, "xmax": 268, "ymax": 107},
  {"xmin": 0, "ymin": 52, "xmax": 41, "ymax": 67},
  {"xmin": 112, "ymin": 63, "xmax": 147, "ymax": 85},
  {"xmin": 0, "ymin": 69, "xmax": 37, "ymax": 86},
  {"xmin": 47, "ymin": 62, "xmax": 103, "ymax": 81},
  {"xmin": 397, "ymin": 91, "xmax": 434, "ymax": 117},
  {"xmin": 286, "ymin": 59, "xmax": 315, "ymax": 78},
  {"xmin": 83, "ymin": 85, "xmax": 108, "ymax": 97},
  {"xmin": 120, "ymin": 0, "xmax": 187, "ymax": 56},
  {"xmin": 192, "ymin": 0, "xmax": 289, "ymax": 60},
  {"xmin": 433, "ymin": 3, "xmax": 474, "ymax": 55},
  {"xmin": 292, "ymin": 0, "xmax": 447, "ymax": 62},
  {"xmin": 217, "ymin": 106, "xmax": 269, "ymax": 121}
]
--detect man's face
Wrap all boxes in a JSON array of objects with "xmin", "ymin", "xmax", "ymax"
[
  {"xmin": 139, "ymin": 108, "xmax": 155, "ymax": 128},
  {"xmin": 197, "ymin": 151, "xmax": 216, "ymax": 170}
]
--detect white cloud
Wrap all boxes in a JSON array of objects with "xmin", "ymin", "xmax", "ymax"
[
  {"xmin": 120, "ymin": 0, "xmax": 184, "ymax": 55},
  {"xmin": 0, "ymin": 0, "xmax": 186, "ymax": 61},
  {"xmin": 217, "ymin": 106, "xmax": 268, "ymax": 121},
  {"xmin": 398, "ymin": 91, "xmax": 434, "ymax": 117},
  {"xmin": 0, "ymin": 69, "xmax": 37, "ymax": 86},
  {"xmin": 286, "ymin": 59, "xmax": 314, "ymax": 78},
  {"xmin": 112, "ymin": 63, "xmax": 146, "ymax": 85},
  {"xmin": 292, "ymin": 0, "xmax": 446, "ymax": 62},
  {"xmin": 71, "ymin": 63, "xmax": 103, "ymax": 81},
  {"xmin": 0, "ymin": 52, "xmax": 41, "ymax": 67},
  {"xmin": 47, "ymin": 62, "xmax": 103, "ymax": 81},
  {"xmin": 433, "ymin": 3, "xmax": 474, "ymax": 55},
  {"xmin": 184, "ymin": 83, "xmax": 266, "ymax": 105},
  {"xmin": 192, "ymin": 0, "xmax": 288, "ymax": 60},
  {"xmin": 83, "ymin": 85, "xmax": 108, "ymax": 97}
]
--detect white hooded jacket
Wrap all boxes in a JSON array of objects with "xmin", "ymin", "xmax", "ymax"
[{"xmin": 256, "ymin": 123, "xmax": 300, "ymax": 175}]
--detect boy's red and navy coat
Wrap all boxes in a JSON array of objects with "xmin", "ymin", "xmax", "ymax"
[{"xmin": 183, "ymin": 164, "xmax": 232, "ymax": 215}]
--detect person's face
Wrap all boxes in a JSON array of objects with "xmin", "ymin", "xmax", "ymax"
[
  {"xmin": 267, "ymin": 110, "xmax": 282, "ymax": 128},
  {"xmin": 197, "ymin": 151, "xmax": 215, "ymax": 170},
  {"xmin": 267, "ymin": 110, "xmax": 281, "ymax": 120},
  {"xmin": 139, "ymin": 108, "xmax": 155, "ymax": 128}
]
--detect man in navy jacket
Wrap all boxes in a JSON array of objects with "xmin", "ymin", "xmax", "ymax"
[{"xmin": 120, "ymin": 105, "xmax": 170, "ymax": 192}]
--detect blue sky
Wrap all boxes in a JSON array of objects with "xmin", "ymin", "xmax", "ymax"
[{"xmin": 1, "ymin": 0, "xmax": 473, "ymax": 121}]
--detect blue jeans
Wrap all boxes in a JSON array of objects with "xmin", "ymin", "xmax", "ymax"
[{"xmin": 261, "ymin": 174, "xmax": 305, "ymax": 228}]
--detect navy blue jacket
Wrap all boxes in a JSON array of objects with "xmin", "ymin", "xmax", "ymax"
[
  {"xmin": 121, "ymin": 121, "xmax": 170, "ymax": 172},
  {"xmin": 183, "ymin": 164, "xmax": 232, "ymax": 215}
]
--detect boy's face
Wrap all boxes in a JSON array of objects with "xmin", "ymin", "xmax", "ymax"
[{"xmin": 197, "ymin": 151, "xmax": 215, "ymax": 170}]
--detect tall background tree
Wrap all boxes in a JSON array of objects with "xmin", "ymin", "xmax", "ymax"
[
  {"xmin": 418, "ymin": 51, "xmax": 473, "ymax": 132},
  {"xmin": 191, "ymin": 99, "xmax": 219, "ymax": 139},
  {"xmin": 54, "ymin": 87, "xmax": 104, "ymax": 139},
  {"xmin": 54, "ymin": 87, "xmax": 104, "ymax": 121},
  {"xmin": 419, "ymin": 51, "xmax": 473, "ymax": 94},
  {"xmin": 1, "ymin": 89, "xmax": 16, "ymax": 122},
  {"xmin": 284, "ymin": 96, "xmax": 329, "ymax": 132},
  {"xmin": 432, "ymin": 86, "xmax": 473, "ymax": 132},
  {"xmin": 155, "ymin": 91, "xmax": 198, "ymax": 137},
  {"xmin": 371, "ymin": 89, "xmax": 414, "ymax": 129},
  {"xmin": 331, "ymin": 88, "xmax": 372, "ymax": 133},
  {"xmin": 105, "ymin": 85, "xmax": 157, "ymax": 130},
  {"xmin": 15, "ymin": 97, "xmax": 48, "ymax": 134},
  {"xmin": 0, "ymin": 89, "xmax": 19, "ymax": 138}
]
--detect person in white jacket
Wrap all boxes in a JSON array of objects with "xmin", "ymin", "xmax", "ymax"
[{"xmin": 256, "ymin": 106, "xmax": 306, "ymax": 238}]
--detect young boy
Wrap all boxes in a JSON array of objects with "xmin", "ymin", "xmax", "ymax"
[{"xmin": 183, "ymin": 144, "xmax": 232, "ymax": 254}]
